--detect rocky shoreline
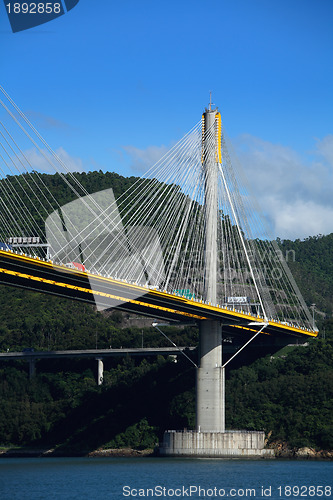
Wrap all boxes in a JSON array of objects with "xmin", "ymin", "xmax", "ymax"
[
  {"xmin": 270, "ymin": 442, "xmax": 333, "ymax": 460},
  {"xmin": 0, "ymin": 445, "xmax": 332, "ymax": 459},
  {"xmin": 0, "ymin": 447, "xmax": 156, "ymax": 458}
]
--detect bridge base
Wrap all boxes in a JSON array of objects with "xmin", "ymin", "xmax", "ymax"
[{"xmin": 159, "ymin": 431, "xmax": 275, "ymax": 458}]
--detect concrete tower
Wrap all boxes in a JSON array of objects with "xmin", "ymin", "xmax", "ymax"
[
  {"xmin": 160, "ymin": 101, "xmax": 273, "ymax": 457},
  {"xmin": 196, "ymin": 105, "xmax": 225, "ymax": 432}
]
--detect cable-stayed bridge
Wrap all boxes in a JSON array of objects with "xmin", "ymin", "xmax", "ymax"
[
  {"xmin": 0, "ymin": 245, "xmax": 317, "ymax": 340},
  {"xmin": 0, "ymin": 88, "xmax": 318, "ymax": 456},
  {"xmin": 0, "ymin": 88, "xmax": 316, "ymax": 339}
]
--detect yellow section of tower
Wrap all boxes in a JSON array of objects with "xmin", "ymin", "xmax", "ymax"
[{"xmin": 201, "ymin": 111, "xmax": 222, "ymax": 164}]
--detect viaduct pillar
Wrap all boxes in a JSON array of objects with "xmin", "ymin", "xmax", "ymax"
[
  {"xmin": 29, "ymin": 358, "xmax": 36, "ymax": 379},
  {"xmin": 96, "ymin": 357, "xmax": 104, "ymax": 385},
  {"xmin": 196, "ymin": 107, "xmax": 225, "ymax": 432},
  {"xmin": 160, "ymin": 102, "xmax": 273, "ymax": 457}
]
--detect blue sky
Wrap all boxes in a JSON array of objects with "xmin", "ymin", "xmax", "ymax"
[{"xmin": 1, "ymin": 0, "xmax": 333, "ymax": 239}]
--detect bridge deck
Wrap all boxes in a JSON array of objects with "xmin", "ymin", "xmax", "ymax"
[
  {"xmin": 0, "ymin": 250, "xmax": 317, "ymax": 341},
  {"xmin": 0, "ymin": 347, "xmax": 195, "ymax": 361}
]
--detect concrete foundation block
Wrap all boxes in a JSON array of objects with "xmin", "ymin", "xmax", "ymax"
[{"xmin": 159, "ymin": 430, "xmax": 275, "ymax": 458}]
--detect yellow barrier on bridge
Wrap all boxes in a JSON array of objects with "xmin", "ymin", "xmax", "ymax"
[{"xmin": 0, "ymin": 249, "xmax": 318, "ymax": 340}]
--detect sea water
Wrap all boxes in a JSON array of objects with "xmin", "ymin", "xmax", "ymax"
[{"xmin": 0, "ymin": 457, "xmax": 332, "ymax": 499}]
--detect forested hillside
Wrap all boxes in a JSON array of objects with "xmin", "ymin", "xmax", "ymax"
[
  {"xmin": 0, "ymin": 324, "xmax": 332, "ymax": 452},
  {"xmin": 0, "ymin": 170, "xmax": 332, "ymax": 453},
  {"xmin": 0, "ymin": 170, "xmax": 140, "ymax": 243},
  {"xmin": 278, "ymin": 234, "xmax": 333, "ymax": 316}
]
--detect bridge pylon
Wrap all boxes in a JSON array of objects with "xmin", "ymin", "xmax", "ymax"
[
  {"xmin": 160, "ymin": 103, "xmax": 273, "ymax": 458},
  {"xmin": 197, "ymin": 106, "xmax": 224, "ymax": 433},
  {"xmin": 196, "ymin": 319, "xmax": 225, "ymax": 432}
]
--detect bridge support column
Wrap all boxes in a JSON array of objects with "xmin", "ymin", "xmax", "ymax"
[
  {"xmin": 160, "ymin": 430, "xmax": 274, "ymax": 458},
  {"xmin": 96, "ymin": 358, "xmax": 104, "ymax": 385},
  {"xmin": 29, "ymin": 358, "xmax": 36, "ymax": 379},
  {"xmin": 196, "ymin": 320, "xmax": 224, "ymax": 432},
  {"xmin": 160, "ymin": 101, "xmax": 273, "ymax": 457}
]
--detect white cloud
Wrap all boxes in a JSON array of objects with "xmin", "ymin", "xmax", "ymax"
[
  {"xmin": 23, "ymin": 146, "xmax": 84, "ymax": 174},
  {"xmin": 122, "ymin": 144, "xmax": 170, "ymax": 173},
  {"xmin": 268, "ymin": 198, "xmax": 333, "ymax": 240},
  {"xmin": 314, "ymin": 134, "xmax": 333, "ymax": 167},
  {"xmin": 55, "ymin": 147, "xmax": 84, "ymax": 173},
  {"xmin": 120, "ymin": 134, "xmax": 333, "ymax": 240},
  {"xmin": 25, "ymin": 110, "xmax": 71, "ymax": 131},
  {"xmin": 235, "ymin": 134, "xmax": 333, "ymax": 239}
]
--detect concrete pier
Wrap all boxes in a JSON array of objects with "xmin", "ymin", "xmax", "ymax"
[
  {"xmin": 196, "ymin": 107, "xmax": 225, "ymax": 433},
  {"xmin": 96, "ymin": 358, "xmax": 104, "ymax": 385},
  {"xmin": 196, "ymin": 320, "xmax": 225, "ymax": 432},
  {"xmin": 29, "ymin": 358, "xmax": 36, "ymax": 379},
  {"xmin": 160, "ymin": 430, "xmax": 274, "ymax": 458},
  {"xmin": 160, "ymin": 103, "xmax": 273, "ymax": 458}
]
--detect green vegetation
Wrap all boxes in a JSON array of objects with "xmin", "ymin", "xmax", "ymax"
[
  {"xmin": 226, "ymin": 328, "xmax": 333, "ymax": 449},
  {"xmin": 277, "ymin": 234, "xmax": 333, "ymax": 315},
  {"xmin": 0, "ymin": 355, "xmax": 196, "ymax": 452},
  {"xmin": 0, "ymin": 170, "xmax": 332, "ymax": 453},
  {"xmin": 0, "ymin": 171, "xmax": 140, "ymax": 241},
  {"xmin": 0, "ymin": 326, "xmax": 331, "ymax": 452}
]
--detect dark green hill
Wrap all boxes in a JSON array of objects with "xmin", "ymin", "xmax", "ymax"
[
  {"xmin": 0, "ymin": 170, "xmax": 332, "ymax": 453},
  {"xmin": 226, "ymin": 328, "xmax": 333, "ymax": 450},
  {"xmin": 0, "ymin": 170, "xmax": 140, "ymax": 242},
  {"xmin": 0, "ymin": 328, "xmax": 332, "ymax": 452},
  {"xmin": 277, "ymin": 234, "xmax": 333, "ymax": 316}
]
